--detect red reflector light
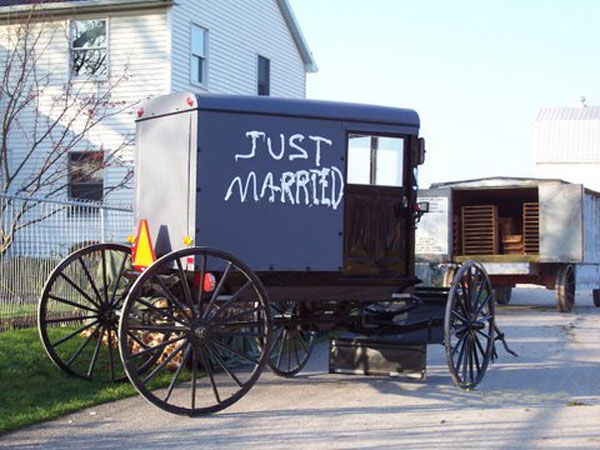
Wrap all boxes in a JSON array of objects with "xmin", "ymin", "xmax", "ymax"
[
  {"xmin": 204, "ymin": 273, "xmax": 216, "ymax": 292},
  {"xmin": 137, "ymin": 108, "xmax": 145, "ymax": 118},
  {"xmin": 194, "ymin": 272, "xmax": 216, "ymax": 292},
  {"xmin": 186, "ymin": 96, "xmax": 195, "ymax": 107}
]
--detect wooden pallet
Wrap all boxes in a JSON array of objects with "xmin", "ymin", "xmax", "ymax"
[
  {"xmin": 503, "ymin": 234, "xmax": 523, "ymax": 255},
  {"xmin": 461, "ymin": 205, "xmax": 499, "ymax": 255},
  {"xmin": 452, "ymin": 214, "xmax": 461, "ymax": 255},
  {"xmin": 523, "ymin": 202, "xmax": 539, "ymax": 254}
]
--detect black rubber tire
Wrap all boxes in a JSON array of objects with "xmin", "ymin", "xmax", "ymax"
[
  {"xmin": 268, "ymin": 301, "xmax": 315, "ymax": 377},
  {"xmin": 118, "ymin": 246, "xmax": 272, "ymax": 416},
  {"xmin": 593, "ymin": 289, "xmax": 600, "ymax": 307},
  {"xmin": 556, "ymin": 265, "xmax": 576, "ymax": 313},
  {"xmin": 444, "ymin": 260, "xmax": 495, "ymax": 390},
  {"xmin": 494, "ymin": 286, "xmax": 512, "ymax": 305},
  {"xmin": 38, "ymin": 243, "xmax": 134, "ymax": 382}
]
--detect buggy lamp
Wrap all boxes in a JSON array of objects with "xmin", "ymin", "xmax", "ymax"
[{"xmin": 414, "ymin": 201, "xmax": 430, "ymax": 223}]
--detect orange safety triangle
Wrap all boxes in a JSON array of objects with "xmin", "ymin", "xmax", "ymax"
[{"xmin": 132, "ymin": 219, "xmax": 156, "ymax": 271}]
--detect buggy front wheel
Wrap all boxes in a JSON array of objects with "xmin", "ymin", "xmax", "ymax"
[{"xmin": 444, "ymin": 260, "xmax": 495, "ymax": 390}]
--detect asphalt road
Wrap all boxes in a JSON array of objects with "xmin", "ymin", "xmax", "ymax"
[{"xmin": 2, "ymin": 287, "xmax": 600, "ymax": 449}]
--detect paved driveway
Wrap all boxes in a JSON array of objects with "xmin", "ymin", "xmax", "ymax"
[{"xmin": 2, "ymin": 288, "xmax": 600, "ymax": 449}]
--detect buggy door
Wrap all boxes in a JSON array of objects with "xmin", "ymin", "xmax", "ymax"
[{"xmin": 343, "ymin": 133, "xmax": 410, "ymax": 275}]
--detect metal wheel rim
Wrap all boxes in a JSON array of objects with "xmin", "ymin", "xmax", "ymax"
[
  {"xmin": 118, "ymin": 246, "xmax": 272, "ymax": 416},
  {"xmin": 38, "ymin": 243, "xmax": 135, "ymax": 382},
  {"xmin": 444, "ymin": 261, "xmax": 495, "ymax": 390},
  {"xmin": 268, "ymin": 301, "xmax": 315, "ymax": 377}
]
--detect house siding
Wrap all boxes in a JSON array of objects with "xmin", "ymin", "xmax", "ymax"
[
  {"xmin": 169, "ymin": 0, "xmax": 306, "ymax": 98},
  {"xmin": 0, "ymin": 9, "xmax": 170, "ymax": 205}
]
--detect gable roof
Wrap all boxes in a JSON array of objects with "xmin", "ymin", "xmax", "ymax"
[{"xmin": 0, "ymin": 0, "xmax": 318, "ymax": 73}]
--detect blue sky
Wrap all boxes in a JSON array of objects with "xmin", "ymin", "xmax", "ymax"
[{"xmin": 288, "ymin": 0, "xmax": 600, "ymax": 187}]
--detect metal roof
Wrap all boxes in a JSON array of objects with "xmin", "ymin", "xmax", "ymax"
[
  {"xmin": 139, "ymin": 92, "xmax": 420, "ymax": 128},
  {"xmin": 535, "ymin": 105, "xmax": 600, "ymax": 163},
  {"xmin": 536, "ymin": 105, "xmax": 600, "ymax": 121},
  {"xmin": 0, "ymin": 0, "xmax": 318, "ymax": 73},
  {"xmin": 430, "ymin": 176, "xmax": 571, "ymax": 189}
]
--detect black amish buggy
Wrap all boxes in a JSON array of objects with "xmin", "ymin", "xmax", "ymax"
[{"xmin": 38, "ymin": 93, "xmax": 515, "ymax": 416}]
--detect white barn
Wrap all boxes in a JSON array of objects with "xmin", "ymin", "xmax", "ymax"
[
  {"xmin": 534, "ymin": 104, "xmax": 600, "ymax": 192},
  {"xmin": 0, "ymin": 0, "xmax": 317, "ymax": 205}
]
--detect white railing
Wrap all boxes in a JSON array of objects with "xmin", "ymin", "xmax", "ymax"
[{"xmin": 0, "ymin": 193, "xmax": 133, "ymax": 331}]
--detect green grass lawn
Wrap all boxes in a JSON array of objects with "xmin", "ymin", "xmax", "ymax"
[{"xmin": 0, "ymin": 328, "xmax": 138, "ymax": 436}]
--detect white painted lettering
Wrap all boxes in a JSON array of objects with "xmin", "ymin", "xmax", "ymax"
[{"xmin": 308, "ymin": 135, "xmax": 333, "ymax": 167}]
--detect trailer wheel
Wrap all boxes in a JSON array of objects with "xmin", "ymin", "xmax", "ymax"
[
  {"xmin": 556, "ymin": 265, "xmax": 576, "ymax": 313},
  {"xmin": 444, "ymin": 260, "xmax": 495, "ymax": 390},
  {"xmin": 493, "ymin": 286, "xmax": 512, "ymax": 305},
  {"xmin": 118, "ymin": 247, "xmax": 272, "ymax": 416},
  {"xmin": 38, "ymin": 243, "xmax": 135, "ymax": 381},
  {"xmin": 593, "ymin": 289, "xmax": 600, "ymax": 307},
  {"xmin": 268, "ymin": 301, "xmax": 315, "ymax": 377}
]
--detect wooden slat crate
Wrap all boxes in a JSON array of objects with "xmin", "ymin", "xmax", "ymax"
[
  {"xmin": 461, "ymin": 205, "xmax": 499, "ymax": 255},
  {"xmin": 503, "ymin": 234, "xmax": 523, "ymax": 255},
  {"xmin": 452, "ymin": 214, "xmax": 461, "ymax": 255},
  {"xmin": 523, "ymin": 202, "xmax": 539, "ymax": 254}
]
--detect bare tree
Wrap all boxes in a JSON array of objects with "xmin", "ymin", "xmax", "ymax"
[{"xmin": 0, "ymin": 3, "xmax": 138, "ymax": 256}]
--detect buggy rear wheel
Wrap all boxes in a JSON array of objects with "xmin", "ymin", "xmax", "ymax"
[
  {"xmin": 118, "ymin": 247, "xmax": 272, "ymax": 416},
  {"xmin": 268, "ymin": 301, "xmax": 315, "ymax": 377},
  {"xmin": 38, "ymin": 243, "xmax": 134, "ymax": 381},
  {"xmin": 444, "ymin": 260, "xmax": 495, "ymax": 390}
]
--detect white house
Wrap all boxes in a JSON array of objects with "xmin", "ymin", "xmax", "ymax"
[
  {"xmin": 534, "ymin": 103, "xmax": 600, "ymax": 192},
  {"xmin": 0, "ymin": 0, "xmax": 317, "ymax": 205}
]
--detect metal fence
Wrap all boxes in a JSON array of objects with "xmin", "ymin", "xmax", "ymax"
[{"xmin": 0, "ymin": 193, "xmax": 133, "ymax": 331}]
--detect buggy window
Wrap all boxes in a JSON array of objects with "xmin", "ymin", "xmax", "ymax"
[{"xmin": 347, "ymin": 134, "xmax": 404, "ymax": 187}]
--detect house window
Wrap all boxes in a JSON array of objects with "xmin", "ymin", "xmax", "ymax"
[
  {"xmin": 347, "ymin": 134, "xmax": 404, "ymax": 187},
  {"xmin": 191, "ymin": 24, "xmax": 207, "ymax": 85},
  {"xmin": 257, "ymin": 55, "xmax": 270, "ymax": 96},
  {"xmin": 68, "ymin": 151, "xmax": 104, "ymax": 202},
  {"xmin": 70, "ymin": 19, "xmax": 108, "ymax": 79}
]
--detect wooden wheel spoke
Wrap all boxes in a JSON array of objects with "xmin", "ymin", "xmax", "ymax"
[
  {"xmin": 45, "ymin": 314, "xmax": 98, "ymax": 324},
  {"xmin": 475, "ymin": 293, "xmax": 492, "ymax": 315},
  {"xmin": 134, "ymin": 297, "xmax": 188, "ymax": 327},
  {"xmin": 208, "ymin": 281, "xmax": 252, "ymax": 321},
  {"xmin": 101, "ymin": 249, "xmax": 109, "ymax": 305},
  {"xmin": 198, "ymin": 345, "xmax": 221, "ymax": 404},
  {"xmin": 472, "ymin": 337, "xmax": 482, "ymax": 374},
  {"xmin": 297, "ymin": 331, "xmax": 310, "ymax": 354},
  {"xmin": 77, "ymin": 258, "xmax": 104, "ymax": 307},
  {"xmin": 87, "ymin": 327, "xmax": 104, "ymax": 378},
  {"xmin": 210, "ymin": 338, "xmax": 259, "ymax": 365},
  {"xmin": 109, "ymin": 253, "xmax": 130, "ymax": 307},
  {"xmin": 143, "ymin": 340, "xmax": 188, "ymax": 384},
  {"xmin": 276, "ymin": 329, "xmax": 287, "ymax": 369},
  {"xmin": 164, "ymin": 344, "xmax": 191, "ymax": 403},
  {"xmin": 473, "ymin": 333, "xmax": 487, "ymax": 360},
  {"xmin": 175, "ymin": 258, "xmax": 196, "ymax": 318},
  {"xmin": 66, "ymin": 322, "xmax": 101, "ymax": 367},
  {"xmin": 128, "ymin": 335, "xmax": 186, "ymax": 360},
  {"xmin": 128, "ymin": 325, "xmax": 184, "ymax": 333},
  {"xmin": 475, "ymin": 329, "xmax": 492, "ymax": 341},
  {"xmin": 286, "ymin": 330, "xmax": 291, "ymax": 372},
  {"xmin": 191, "ymin": 347, "xmax": 198, "ymax": 409},
  {"xmin": 451, "ymin": 331, "xmax": 468, "ymax": 357},
  {"xmin": 107, "ymin": 327, "xmax": 116, "ymax": 381},
  {"xmin": 292, "ymin": 333, "xmax": 301, "ymax": 367},
  {"xmin": 213, "ymin": 307, "xmax": 262, "ymax": 326},
  {"xmin": 451, "ymin": 310, "xmax": 468, "ymax": 324},
  {"xmin": 467, "ymin": 338, "xmax": 475, "ymax": 384},
  {"xmin": 152, "ymin": 274, "xmax": 192, "ymax": 322},
  {"xmin": 202, "ymin": 262, "xmax": 233, "ymax": 318},
  {"xmin": 52, "ymin": 319, "xmax": 99, "ymax": 347},
  {"xmin": 196, "ymin": 255, "xmax": 207, "ymax": 317},
  {"xmin": 127, "ymin": 331, "xmax": 150, "ymax": 350},
  {"xmin": 205, "ymin": 342, "xmax": 243, "ymax": 388},
  {"xmin": 50, "ymin": 289, "xmax": 98, "ymax": 314}
]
